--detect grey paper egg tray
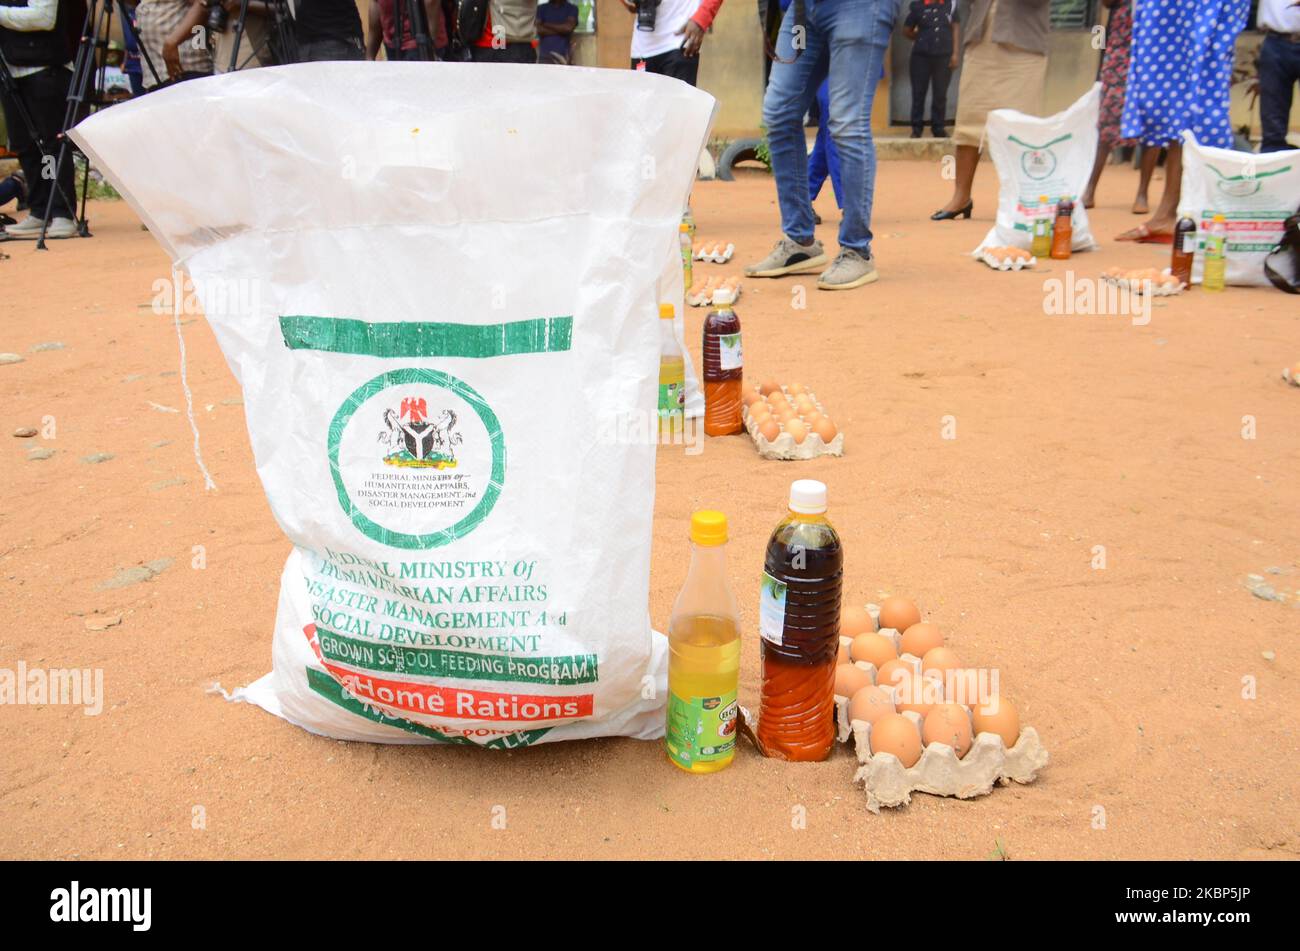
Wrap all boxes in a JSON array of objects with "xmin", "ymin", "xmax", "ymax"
[{"xmin": 833, "ymin": 603, "xmax": 1049, "ymax": 812}]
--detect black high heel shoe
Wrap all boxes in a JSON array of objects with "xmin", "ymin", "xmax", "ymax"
[{"xmin": 930, "ymin": 201, "xmax": 973, "ymax": 221}]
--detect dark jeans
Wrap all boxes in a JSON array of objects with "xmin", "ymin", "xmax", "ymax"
[
  {"xmin": 385, "ymin": 45, "xmax": 426, "ymax": 61},
  {"xmin": 0, "ymin": 65, "xmax": 76, "ymax": 221},
  {"xmin": 631, "ymin": 47, "xmax": 699, "ymax": 86},
  {"xmin": 297, "ymin": 35, "xmax": 366, "ymax": 62},
  {"xmin": 470, "ymin": 42, "xmax": 537, "ymax": 64},
  {"xmin": 909, "ymin": 50, "xmax": 951, "ymax": 135},
  {"xmin": 1259, "ymin": 33, "xmax": 1300, "ymax": 153}
]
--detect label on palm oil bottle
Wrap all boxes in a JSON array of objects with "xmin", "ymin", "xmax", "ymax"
[
  {"xmin": 665, "ymin": 691, "xmax": 738, "ymax": 769},
  {"xmin": 758, "ymin": 570, "xmax": 787, "ymax": 646}
]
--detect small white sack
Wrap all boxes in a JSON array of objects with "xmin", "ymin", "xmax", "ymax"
[
  {"xmin": 72, "ymin": 63, "xmax": 716, "ymax": 748},
  {"xmin": 976, "ymin": 84, "xmax": 1101, "ymax": 254},
  {"xmin": 1179, "ymin": 131, "xmax": 1300, "ymax": 286}
]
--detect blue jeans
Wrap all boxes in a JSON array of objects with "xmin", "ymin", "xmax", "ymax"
[
  {"xmin": 808, "ymin": 80, "xmax": 843, "ymax": 207},
  {"xmin": 762, "ymin": 0, "xmax": 897, "ymax": 256},
  {"xmin": 1258, "ymin": 34, "xmax": 1300, "ymax": 153}
]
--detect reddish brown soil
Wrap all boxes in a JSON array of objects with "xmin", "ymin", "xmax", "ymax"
[{"xmin": 2, "ymin": 160, "xmax": 1297, "ymax": 859}]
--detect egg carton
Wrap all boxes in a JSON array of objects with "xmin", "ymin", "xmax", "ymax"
[
  {"xmin": 1101, "ymin": 268, "xmax": 1184, "ymax": 296},
  {"xmin": 742, "ymin": 386, "xmax": 844, "ymax": 460},
  {"xmin": 974, "ymin": 246, "xmax": 1036, "ymax": 271},
  {"xmin": 1281, "ymin": 366, "xmax": 1299, "ymax": 387},
  {"xmin": 693, "ymin": 240, "xmax": 735, "ymax": 263},
  {"xmin": 833, "ymin": 604, "xmax": 1049, "ymax": 812},
  {"xmin": 687, "ymin": 276, "xmax": 742, "ymax": 308}
]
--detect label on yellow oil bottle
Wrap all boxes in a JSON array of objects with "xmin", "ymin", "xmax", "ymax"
[{"xmin": 665, "ymin": 690, "xmax": 738, "ymax": 769}]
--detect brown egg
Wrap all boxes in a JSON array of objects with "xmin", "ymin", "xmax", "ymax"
[
  {"xmin": 868, "ymin": 713, "xmax": 922, "ymax": 767},
  {"xmin": 878, "ymin": 596, "xmax": 921, "ymax": 632},
  {"xmin": 851, "ymin": 632, "xmax": 897, "ymax": 668},
  {"xmin": 758, "ymin": 419, "xmax": 780, "ymax": 442},
  {"xmin": 804, "ymin": 411, "xmax": 824, "ymax": 428},
  {"xmin": 837, "ymin": 638, "xmax": 852, "ymax": 664},
  {"xmin": 794, "ymin": 395, "xmax": 816, "ymax": 414},
  {"xmin": 875, "ymin": 658, "xmax": 910, "ymax": 689},
  {"xmin": 813, "ymin": 418, "xmax": 838, "ymax": 443},
  {"xmin": 972, "ymin": 697, "xmax": 1020, "ymax": 748},
  {"xmin": 787, "ymin": 383, "xmax": 807, "ymax": 396},
  {"xmin": 840, "ymin": 604, "xmax": 875, "ymax": 637},
  {"xmin": 923, "ymin": 703, "xmax": 973, "ymax": 757},
  {"xmin": 848, "ymin": 685, "xmax": 895, "ymax": 725},
  {"xmin": 921, "ymin": 646, "xmax": 961, "ymax": 678},
  {"xmin": 901, "ymin": 621, "xmax": 944, "ymax": 658},
  {"xmin": 786, "ymin": 420, "xmax": 809, "ymax": 444},
  {"xmin": 741, "ymin": 386, "xmax": 760, "ymax": 407},
  {"xmin": 759, "ymin": 379, "xmax": 781, "ymax": 396},
  {"xmin": 894, "ymin": 673, "xmax": 938, "ymax": 717},
  {"xmin": 834, "ymin": 663, "xmax": 873, "ymax": 698}
]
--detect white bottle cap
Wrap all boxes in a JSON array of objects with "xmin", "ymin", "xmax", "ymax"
[{"xmin": 789, "ymin": 479, "xmax": 827, "ymax": 514}]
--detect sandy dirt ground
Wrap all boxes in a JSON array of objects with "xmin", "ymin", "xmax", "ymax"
[{"xmin": 1, "ymin": 159, "xmax": 1297, "ymax": 861}]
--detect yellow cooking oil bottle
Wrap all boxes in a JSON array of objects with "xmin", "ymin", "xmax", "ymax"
[
  {"xmin": 658, "ymin": 303, "xmax": 685, "ymax": 438},
  {"xmin": 665, "ymin": 511, "xmax": 741, "ymax": 773}
]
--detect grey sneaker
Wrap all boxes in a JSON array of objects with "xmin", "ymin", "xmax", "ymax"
[
  {"xmin": 744, "ymin": 237, "xmax": 828, "ymax": 278},
  {"xmin": 817, "ymin": 249, "xmax": 878, "ymax": 290},
  {"xmin": 2, "ymin": 216, "xmax": 77, "ymax": 240}
]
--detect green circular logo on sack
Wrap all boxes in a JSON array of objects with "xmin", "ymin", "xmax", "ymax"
[
  {"xmin": 1021, "ymin": 148, "xmax": 1057, "ymax": 181},
  {"xmin": 328, "ymin": 368, "xmax": 505, "ymax": 549}
]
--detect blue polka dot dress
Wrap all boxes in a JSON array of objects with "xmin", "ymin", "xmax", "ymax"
[{"xmin": 1119, "ymin": 0, "xmax": 1249, "ymax": 149}]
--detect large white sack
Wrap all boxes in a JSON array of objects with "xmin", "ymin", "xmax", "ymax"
[
  {"xmin": 72, "ymin": 63, "xmax": 716, "ymax": 748},
  {"xmin": 1180, "ymin": 131, "xmax": 1300, "ymax": 287},
  {"xmin": 976, "ymin": 84, "xmax": 1101, "ymax": 254}
]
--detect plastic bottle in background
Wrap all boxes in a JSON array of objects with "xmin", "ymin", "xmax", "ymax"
[
  {"xmin": 682, "ymin": 206, "xmax": 695, "ymax": 243},
  {"xmin": 756, "ymin": 480, "xmax": 843, "ymax": 762},
  {"xmin": 680, "ymin": 222, "xmax": 693, "ymax": 291},
  {"xmin": 702, "ymin": 290, "xmax": 743, "ymax": 436},
  {"xmin": 658, "ymin": 303, "xmax": 685, "ymax": 437},
  {"xmin": 1203, "ymin": 214, "xmax": 1227, "ymax": 292},
  {"xmin": 665, "ymin": 511, "xmax": 741, "ymax": 773},
  {"xmin": 1031, "ymin": 195, "xmax": 1053, "ymax": 258},
  {"xmin": 1049, "ymin": 196, "xmax": 1074, "ymax": 260},
  {"xmin": 1171, "ymin": 215, "xmax": 1197, "ymax": 286}
]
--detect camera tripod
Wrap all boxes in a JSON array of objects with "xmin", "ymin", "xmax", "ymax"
[
  {"xmin": 30, "ymin": 0, "xmax": 163, "ymax": 249},
  {"xmin": 390, "ymin": 0, "xmax": 436, "ymax": 61},
  {"xmin": 223, "ymin": 0, "xmax": 298, "ymax": 72}
]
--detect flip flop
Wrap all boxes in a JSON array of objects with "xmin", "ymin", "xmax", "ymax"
[{"xmin": 1115, "ymin": 224, "xmax": 1173, "ymax": 244}]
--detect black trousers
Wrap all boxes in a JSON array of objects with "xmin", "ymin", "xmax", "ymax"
[
  {"xmin": 470, "ymin": 42, "xmax": 537, "ymax": 64},
  {"xmin": 0, "ymin": 65, "xmax": 76, "ymax": 221},
  {"xmin": 1258, "ymin": 33, "xmax": 1300, "ymax": 153},
  {"xmin": 909, "ymin": 50, "xmax": 951, "ymax": 136},
  {"xmin": 632, "ymin": 47, "xmax": 699, "ymax": 86}
]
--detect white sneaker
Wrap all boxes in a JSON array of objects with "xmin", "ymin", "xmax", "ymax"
[{"xmin": 2, "ymin": 216, "xmax": 77, "ymax": 240}]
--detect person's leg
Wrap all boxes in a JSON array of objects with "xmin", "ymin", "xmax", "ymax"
[
  {"xmin": 1257, "ymin": 35, "xmax": 1296, "ymax": 153},
  {"xmin": 938, "ymin": 144, "xmax": 978, "ymax": 214},
  {"xmin": 759, "ymin": 3, "xmax": 830, "ymax": 248},
  {"xmin": 505, "ymin": 41, "xmax": 537, "ymax": 64},
  {"xmin": 1145, "ymin": 142, "xmax": 1180, "ymax": 233},
  {"xmin": 824, "ymin": 0, "xmax": 894, "ymax": 258},
  {"xmin": 1133, "ymin": 145, "xmax": 1159, "ymax": 215},
  {"xmin": 1081, "ymin": 138, "xmax": 1109, "ymax": 209},
  {"xmin": 31, "ymin": 67, "xmax": 75, "ymax": 222},
  {"xmin": 909, "ymin": 49, "xmax": 927, "ymax": 137},
  {"xmin": 0, "ymin": 79, "xmax": 49, "ymax": 219},
  {"xmin": 930, "ymin": 53, "xmax": 951, "ymax": 136}
]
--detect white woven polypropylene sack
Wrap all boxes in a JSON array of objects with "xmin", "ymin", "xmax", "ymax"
[
  {"xmin": 72, "ymin": 63, "xmax": 716, "ymax": 748},
  {"xmin": 1179, "ymin": 131, "xmax": 1300, "ymax": 287},
  {"xmin": 976, "ymin": 84, "xmax": 1100, "ymax": 254}
]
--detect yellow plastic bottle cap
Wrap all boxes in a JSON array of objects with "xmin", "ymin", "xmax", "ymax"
[
  {"xmin": 680, "ymin": 222, "xmax": 690, "ymax": 232},
  {"xmin": 658, "ymin": 303, "xmax": 675, "ymax": 320},
  {"xmin": 690, "ymin": 510, "xmax": 727, "ymax": 546}
]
